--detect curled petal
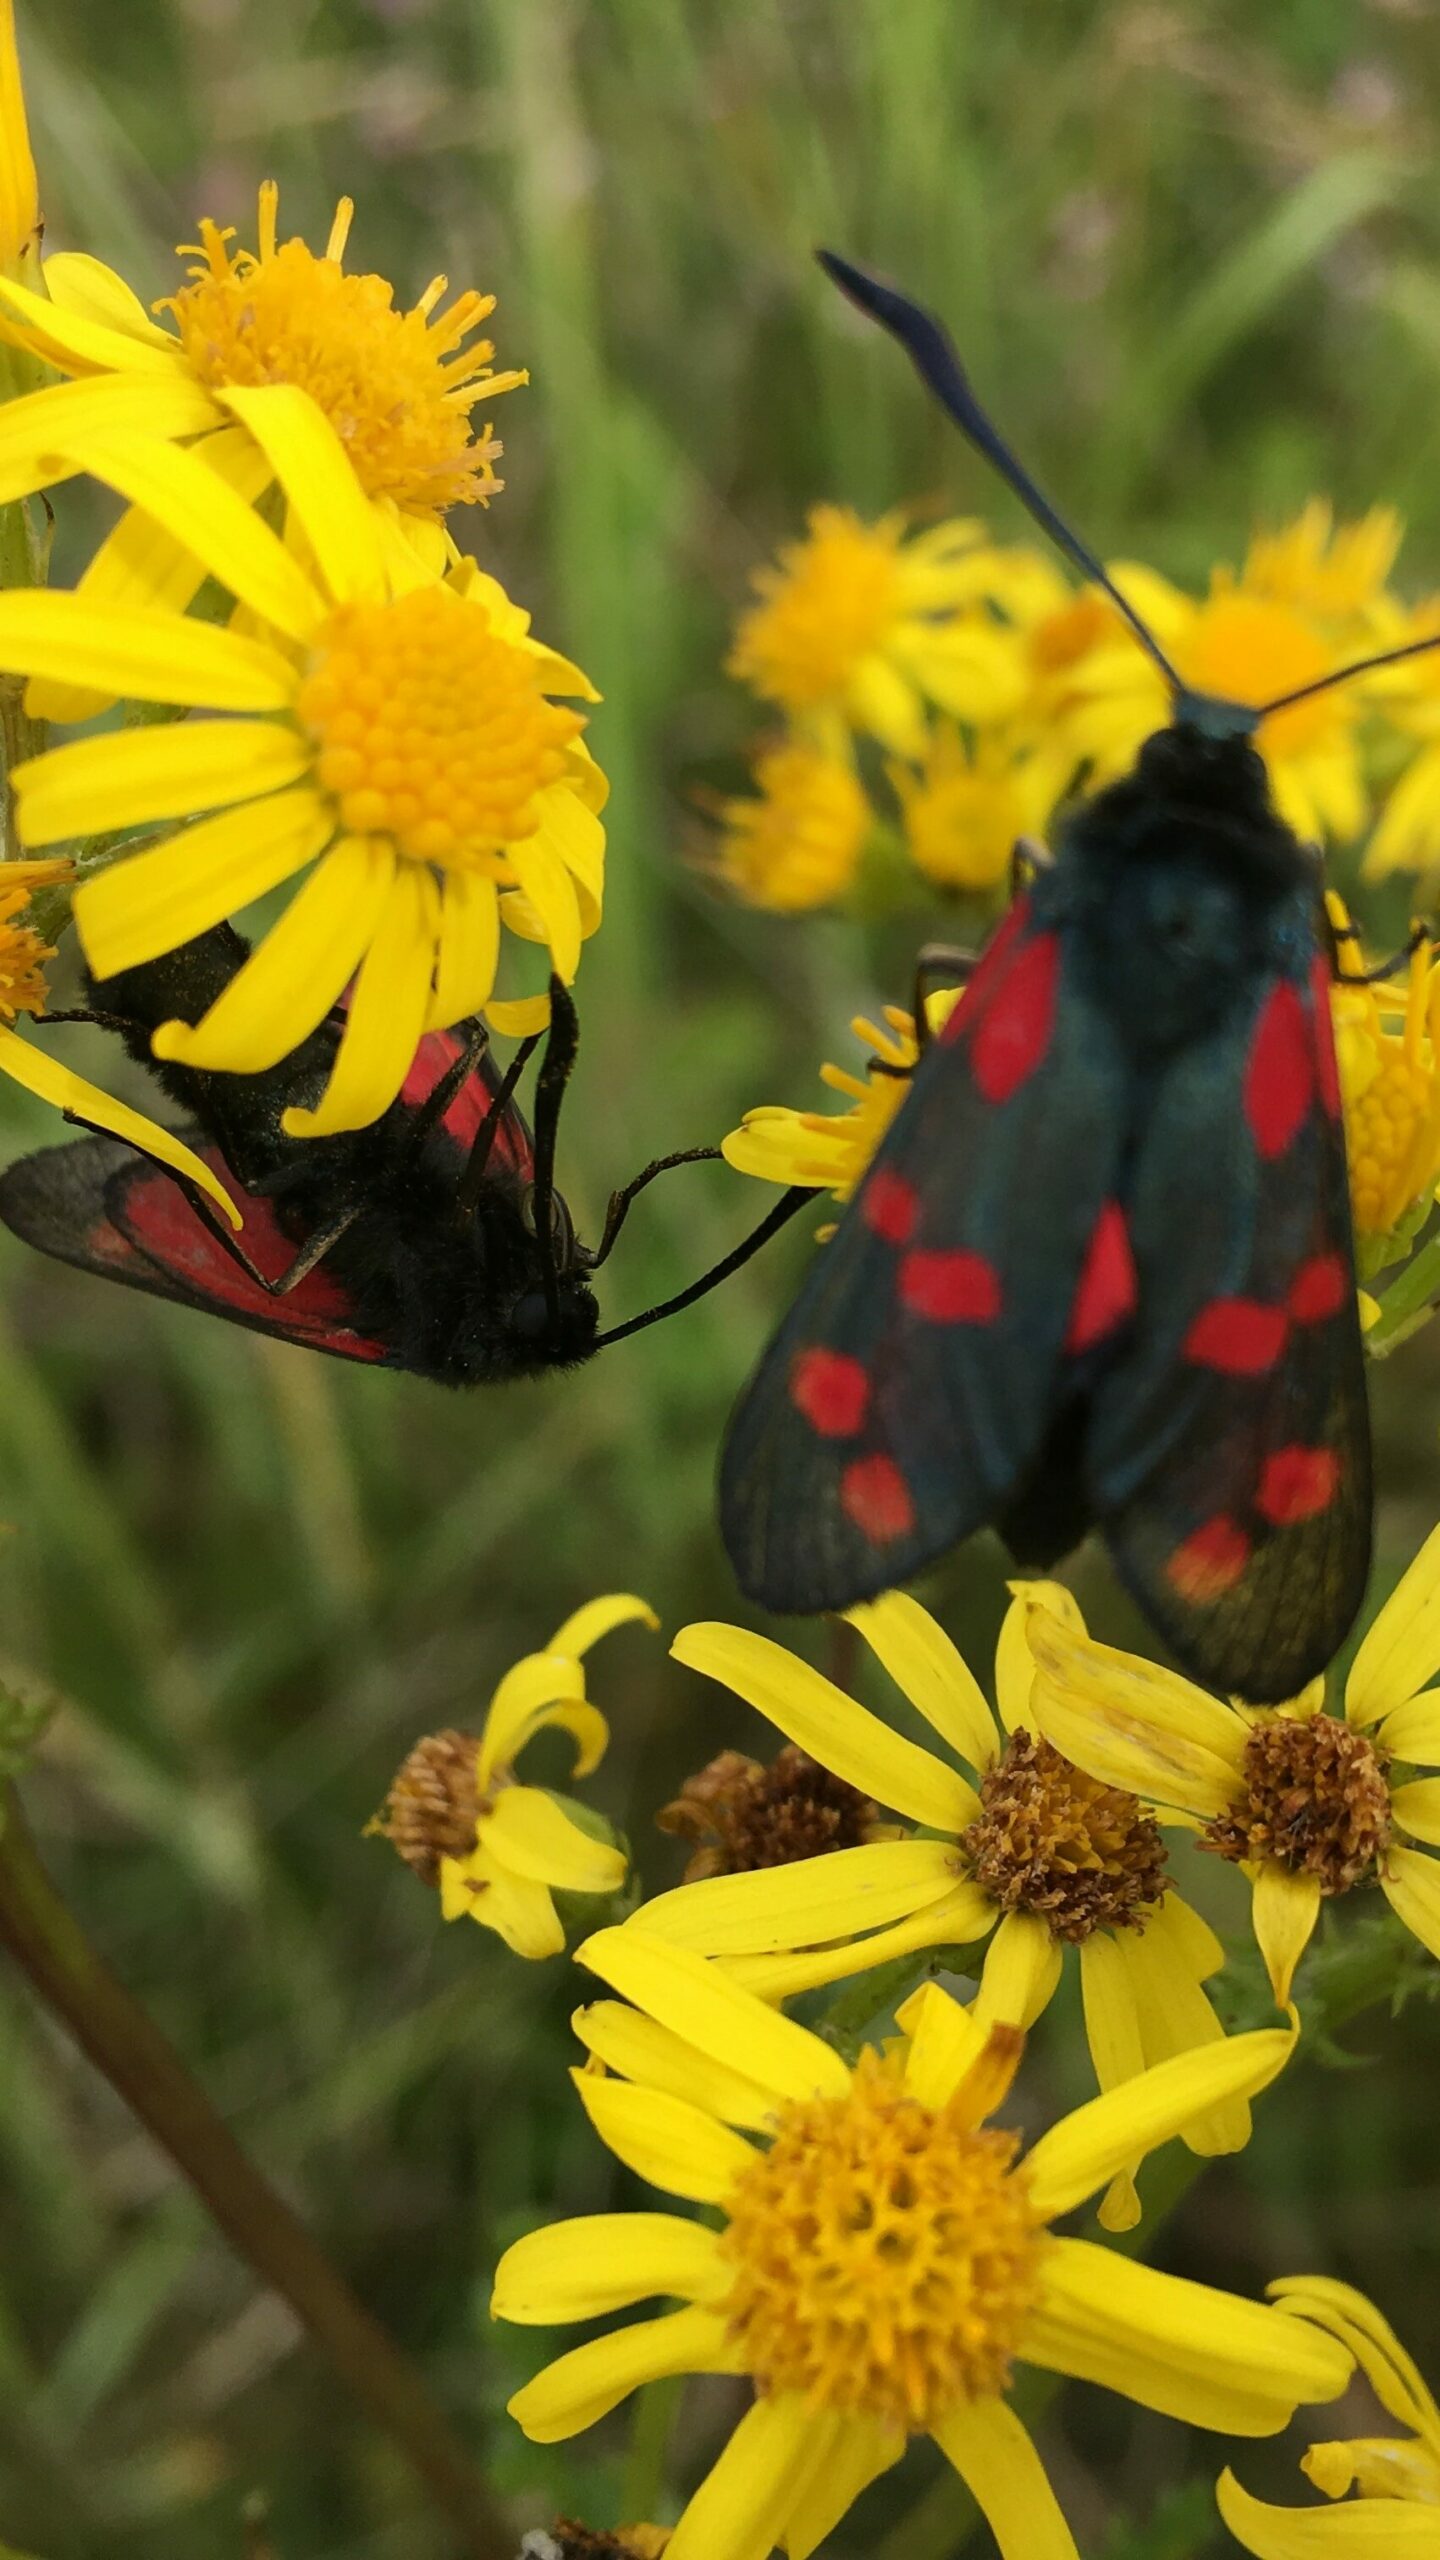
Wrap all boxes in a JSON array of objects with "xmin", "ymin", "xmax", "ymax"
[
  {"xmin": 1216, "ymin": 2466, "xmax": 1439, "ymax": 2555},
  {"xmin": 1251, "ymin": 1862, "xmax": 1324, "ymax": 2008},
  {"xmin": 476, "ymin": 1785, "xmax": 624, "ymax": 1895},
  {"xmin": 1025, "ymin": 2025, "xmax": 1295, "ymax": 2223},
  {"xmin": 492, "ymin": 2211, "xmax": 727, "ymax": 2324},
  {"xmin": 507, "ymin": 2303, "xmax": 738, "ymax": 2445}
]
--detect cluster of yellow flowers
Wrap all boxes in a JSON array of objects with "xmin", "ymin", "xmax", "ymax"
[
  {"xmin": 717, "ymin": 492, "xmax": 1440, "ymax": 921},
  {"xmin": 0, "ymin": 0, "xmax": 606, "ymax": 1170}
]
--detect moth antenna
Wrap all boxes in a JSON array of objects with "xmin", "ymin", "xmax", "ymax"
[
  {"xmin": 527, "ymin": 976, "xmax": 580, "ymax": 1327},
  {"xmin": 592, "ymin": 1185, "xmax": 813, "ymax": 1350},
  {"xmin": 1259, "ymin": 630, "xmax": 1440, "ymax": 718},
  {"xmin": 818, "ymin": 248, "xmax": 1187, "ymax": 698}
]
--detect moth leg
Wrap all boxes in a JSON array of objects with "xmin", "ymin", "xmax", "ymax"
[
  {"xmin": 39, "ymin": 1007, "xmax": 148, "ymax": 1036},
  {"xmin": 908, "ymin": 941, "xmax": 977, "ymax": 1056},
  {"xmin": 395, "ymin": 1018, "xmax": 490, "ymax": 1163},
  {"xmin": 1010, "ymin": 832, "xmax": 1052, "ymax": 894},
  {"xmin": 173, "ymin": 1182, "xmax": 363, "ymax": 1297},
  {"xmin": 587, "ymin": 1147, "xmax": 724, "ymax": 1269},
  {"xmin": 1332, "ymin": 917, "xmax": 1432, "ymax": 985}
]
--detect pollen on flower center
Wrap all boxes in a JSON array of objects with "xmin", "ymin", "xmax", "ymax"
[
  {"xmin": 657, "ymin": 1744, "xmax": 888, "ymax": 1883},
  {"xmin": 159, "ymin": 195, "xmax": 523, "ymax": 517},
  {"xmin": 1346, "ymin": 1053, "xmax": 1434, "ymax": 1236},
  {"xmin": 963, "ymin": 1731, "xmax": 1169, "ymax": 1940},
  {"xmin": 1204, "ymin": 1715, "xmax": 1393, "ymax": 1893},
  {"xmin": 720, "ymin": 2050, "xmax": 1046, "ymax": 2429},
  {"xmin": 296, "ymin": 590, "xmax": 583, "ymax": 867},
  {"xmin": 728, "ymin": 506, "xmax": 906, "ymax": 706},
  {"xmin": 371, "ymin": 1729, "xmax": 482, "ymax": 1885},
  {"xmin": 0, "ymin": 914, "xmax": 52, "ymax": 1022}
]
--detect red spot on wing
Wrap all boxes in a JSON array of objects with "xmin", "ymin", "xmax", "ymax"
[
  {"xmin": 790, "ymin": 1347, "xmax": 870, "ymax": 1438},
  {"xmin": 1244, "ymin": 981, "xmax": 1313, "ymax": 1159},
  {"xmin": 1257, "ymin": 1446, "xmax": 1341, "ymax": 1525},
  {"xmin": 899, "ymin": 1248, "xmax": 1002, "ymax": 1324},
  {"xmin": 1309, "ymin": 954, "xmax": 1343, "ymax": 1121},
  {"xmin": 970, "ymin": 932, "xmax": 1060, "ymax": 1104},
  {"xmin": 1065, "ymin": 1201, "xmax": 1135, "ymax": 1353},
  {"xmin": 1166, "ymin": 1516, "xmax": 1251, "ymax": 1603},
  {"xmin": 840, "ymin": 1453, "xmax": 915, "ymax": 1544},
  {"xmin": 1183, "ymin": 1298, "xmax": 1289, "ymax": 1375},
  {"xmin": 1288, "ymin": 1254, "xmax": 1347, "ymax": 1325},
  {"xmin": 863, "ymin": 1167, "xmax": 920, "ymax": 1245}
]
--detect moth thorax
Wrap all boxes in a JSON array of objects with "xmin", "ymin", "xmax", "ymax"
[
  {"xmin": 962, "ymin": 1731, "xmax": 1168, "ymax": 1940},
  {"xmin": 372, "ymin": 1728, "xmax": 482, "ymax": 1883},
  {"xmin": 656, "ymin": 1743, "xmax": 888, "ymax": 1882},
  {"xmin": 1203, "ymin": 1714, "xmax": 1392, "ymax": 1894}
]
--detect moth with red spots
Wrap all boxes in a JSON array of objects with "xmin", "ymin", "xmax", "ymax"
[
  {"xmin": 721, "ymin": 254, "xmax": 1440, "ymax": 1703},
  {"xmin": 0, "ymin": 926, "xmax": 807, "ymax": 1382}
]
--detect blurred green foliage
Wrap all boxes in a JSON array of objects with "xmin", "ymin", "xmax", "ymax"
[{"xmin": 3, "ymin": 1, "xmax": 1440, "ymax": 2554}]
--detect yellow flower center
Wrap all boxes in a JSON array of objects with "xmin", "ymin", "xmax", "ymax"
[
  {"xmin": 1345, "ymin": 1045, "xmax": 1438, "ymax": 1236},
  {"xmin": 720, "ymin": 742, "xmax": 869, "ymax": 912},
  {"xmin": 720, "ymin": 2050, "xmax": 1046, "ymax": 2429},
  {"xmin": 896, "ymin": 753, "xmax": 1026, "ymax": 893},
  {"xmin": 0, "ymin": 914, "xmax": 52, "ymax": 1021},
  {"xmin": 159, "ymin": 190, "xmax": 523, "ymax": 518},
  {"xmin": 1203, "ymin": 1713, "xmax": 1392, "ymax": 1894},
  {"xmin": 296, "ymin": 589, "xmax": 583, "ymax": 867},
  {"xmin": 962, "ymin": 1731, "xmax": 1169, "ymax": 1941},
  {"xmin": 1028, "ymin": 591, "xmax": 1113, "ymax": 678},
  {"xmin": 1179, "ymin": 594, "xmax": 1340, "ymax": 756},
  {"xmin": 728, "ymin": 506, "xmax": 906, "ymax": 708}
]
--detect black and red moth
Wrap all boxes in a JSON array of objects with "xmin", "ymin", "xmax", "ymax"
[
  {"xmin": 0, "ymin": 926, "xmax": 806, "ymax": 1382},
  {"xmin": 721, "ymin": 253, "xmax": 1440, "ymax": 1705}
]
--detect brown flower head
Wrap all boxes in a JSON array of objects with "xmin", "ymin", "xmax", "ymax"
[
  {"xmin": 962, "ymin": 1730, "xmax": 1168, "ymax": 1942},
  {"xmin": 657, "ymin": 1743, "xmax": 892, "ymax": 1883},
  {"xmin": 1204, "ymin": 1713, "xmax": 1393, "ymax": 1894},
  {"xmin": 371, "ymin": 1730, "xmax": 481, "ymax": 1885}
]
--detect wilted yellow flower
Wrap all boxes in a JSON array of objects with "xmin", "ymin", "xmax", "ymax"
[
  {"xmin": 728, "ymin": 504, "xmax": 1025, "ymax": 757},
  {"xmin": 721, "ymin": 987, "xmax": 959, "ymax": 1210},
  {"xmin": 0, "ymin": 405, "xmax": 604, "ymax": 1134},
  {"xmin": 716, "ymin": 737, "xmax": 869, "ymax": 912},
  {"xmin": 495, "ymin": 1930, "xmax": 1340, "ymax": 2560},
  {"xmin": 643, "ymin": 1586, "xmax": 1249, "ymax": 2230},
  {"xmin": 1219, "ymin": 2278, "xmax": 1440, "ymax": 2551},
  {"xmin": 372, "ymin": 1596, "xmax": 656, "ymax": 1959},
  {"xmin": 889, "ymin": 722, "xmax": 1061, "ymax": 894},
  {"xmin": 1027, "ymin": 1528, "xmax": 1440, "ymax": 2007}
]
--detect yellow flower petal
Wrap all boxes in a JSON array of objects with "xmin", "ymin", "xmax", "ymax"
[
  {"xmin": 0, "ymin": 591, "xmax": 294, "ymax": 719},
  {"xmin": 1027, "ymin": 2239, "xmax": 1352, "ymax": 2435},
  {"xmin": 668, "ymin": 2394, "xmax": 836, "ymax": 2560},
  {"xmin": 1348, "ymin": 1525, "xmax": 1440, "ymax": 1727},
  {"xmin": 478, "ymin": 1653, "xmax": 588, "ymax": 1787},
  {"xmin": 217, "ymin": 382, "xmax": 387, "ymax": 603},
  {"xmin": 573, "ymin": 1998, "xmax": 782, "ymax": 2131},
  {"xmin": 0, "ymin": 370, "xmax": 218, "ymax": 507},
  {"xmin": 548, "ymin": 1593, "xmax": 659, "ymax": 1662},
  {"xmin": 784, "ymin": 2412, "xmax": 904, "ymax": 2560},
  {"xmin": 932, "ymin": 2397, "xmax": 1078, "ymax": 2560},
  {"xmin": 1154, "ymin": 1887, "xmax": 1226, "ymax": 1981},
  {"xmin": 426, "ymin": 869, "xmax": 500, "ymax": 1031},
  {"xmin": 1026, "ymin": 1607, "xmax": 1247, "ymax": 1819},
  {"xmin": 507, "ymin": 2303, "xmax": 737, "ymax": 2445},
  {"xmin": 12, "ymin": 719, "xmax": 309, "ymax": 842},
  {"xmin": 484, "ymin": 990, "xmax": 552, "ymax": 1037},
  {"xmin": 0, "ymin": 0, "xmax": 37, "ymax": 281},
  {"xmin": 973, "ymin": 1909, "xmax": 1062, "ymax": 2031},
  {"xmin": 0, "ymin": 1025, "xmax": 241, "ymax": 1227},
  {"xmin": 1379, "ymin": 1844, "xmax": 1440, "ymax": 1960},
  {"xmin": 631, "ymin": 1838, "xmax": 962, "ymax": 1957},
  {"xmin": 1078, "ymin": 1933, "xmax": 1146, "ymax": 2231},
  {"xmin": 1025, "ymin": 2025, "xmax": 1295, "ymax": 2223},
  {"xmin": 148, "ymin": 836, "xmax": 391, "ymax": 1071},
  {"xmin": 573, "ymin": 2069, "xmax": 757, "ymax": 2204},
  {"xmin": 720, "ymin": 1879, "xmax": 994, "ymax": 2003},
  {"xmin": 440, "ymin": 1851, "xmax": 563, "ymax": 1957},
  {"xmin": 492, "ymin": 2212, "xmax": 727, "ymax": 2324},
  {"xmin": 43, "ymin": 427, "xmax": 322, "ymax": 644},
  {"xmin": 578, "ymin": 1926, "xmax": 848, "ymax": 2102},
  {"xmin": 1250, "ymin": 1863, "xmax": 1324, "ymax": 2007},
  {"xmin": 899, "ymin": 1979, "xmax": 991, "ymax": 2111},
  {"xmin": 1111, "ymin": 1906, "xmax": 1246, "ymax": 2157},
  {"xmin": 1217, "ymin": 2466, "xmax": 1438, "ymax": 2556},
  {"xmin": 505, "ymin": 827, "xmax": 583, "ymax": 982},
  {"xmin": 281, "ymin": 860, "xmax": 438, "ymax": 1137},
  {"xmin": 1375, "ymin": 1694, "xmax": 1440, "ymax": 1764},
  {"xmin": 42, "ymin": 250, "xmax": 172, "ymax": 345},
  {"xmin": 0, "ymin": 267, "xmax": 183, "ymax": 376},
  {"xmin": 1270, "ymin": 2277, "xmax": 1440, "ymax": 2440},
  {"xmin": 476, "ymin": 1784, "xmax": 624, "ymax": 1895},
  {"xmin": 670, "ymin": 1623, "xmax": 979, "ymax": 1833},
  {"xmin": 995, "ymin": 1582, "xmax": 1085, "ymax": 1735},
  {"xmin": 845, "ymin": 1591, "xmax": 999, "ymax": 1772},
  {"xmin": 536, "ymin": 780, "xmax": 605, "ymax": 924}
]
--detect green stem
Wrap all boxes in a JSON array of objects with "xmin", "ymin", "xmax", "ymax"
[
  {"xmin": 619, "ymin": 2373, "xmax": 682, "ymax": 2528},
  {"xmin": 1365, "ymin": 1226, "xmax": 1440, "ymax": 1355},
  {"xmin": 0, "ymin": 1785, "xmax": 509, "ymax": 2559}
]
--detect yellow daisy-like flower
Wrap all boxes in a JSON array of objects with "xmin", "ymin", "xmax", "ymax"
[
  {"xmin": 1361, "ymin": 597, "xmax": 1440, "ymax": 881},
  {"xmin": 1329, "ymin": 913, "xmax": 1440, "ymax": 1260},
  {"xmin": 1219, "ymin": 2279, "xmax": 1440, "ymax": 2552},
  {"xmin": 721, "ymin": 986, "xmax": 959, "ymax": 1212},
  {"xmin": 888, "ymin": 722, "xmax": 1062, "ymax": 896},
  {"xmin": 372, "ymin": 1595, "xmax": 656, "ymax": 1960},
  {"xmin": 716, "ymin": 737, "xmax": 870, "ymax": 913},
  {"xmin": 727, "ymin": 505, "xmax": 1026, "ymax": 758},
  {"xmin": 1026, "ymin": 1526, "xmax": 1440, "ymax": 2008},
  {"xmin": 1241, "ymin": 501, "xmax": 1404, "ymax": 625},
  {"xmin": 0, "ymin": 178, "xmax": 521, "ymax": 628},
  {"xmin": 0, "ymin": 400, "xmax": 605, "ymax": 1135},
  {"xmin": 640, "ymin": 1587, "xmax": 1245, "ymax": 2230},
  {"xmin": 0, "ymin": 0, "xmax": 38, "ymax": 287},
  {"xmin": 0, "ymin": 858, "xmax": 237, "ymax": 1222},
  {"xmin": 495, "ymin": 1929, "xmax": 1343, "ymax": 2560}
]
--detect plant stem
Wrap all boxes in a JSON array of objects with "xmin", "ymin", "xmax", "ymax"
[
  {"xmin": 0, "ymin": 1784, "xmax": 508, "ymax": 2560},
  {"xmin": 619, "ymin": 2373, "xmax": 682, "ymax": 2528}
]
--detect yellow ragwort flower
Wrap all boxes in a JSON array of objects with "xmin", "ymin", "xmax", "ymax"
[
  {"xmin": 727, "ymin": 504, "xmax": 1026, "ymax": 758},
  {"xmin": 639, "ymin": 1586, "xmax": 1247, "ymax": 2231},
  {"xmin": 0, "ymin": 0, "xmax": 39, "ymax": 286},
  {"xmin": 0, "ymin": 403, "xmax": 605, "ymax": 1134},
  {"xmin": 0, "ymin": 859, "xmax": 238, "ymax": 1219},
  {"xmin": 1220, "ymin": 2279, "xmax": 1440, "ymax": 2552},
  {"xmin": 889, "ymin": 721, "xmax": 1062, "ymax": 895},
  {"xmin": 373, "ymin": 1595, "xmax": 656, "ymax": 1960},
  {"xmin": 1026, "ymin": 1527, "xmax": 1440, "ymax": 2007},
  {"xmin": 1329, "ymin": 914, "xmax": 1440, "ymax": 1258},
  {"xmin": 495, "ymin": 1930, "xmax": 1343, "ymax": 2560},
  {"xmin": 1241, "ymin": 500, "xmax": 1404, "ymax": 625},
  {"xmin": 716, "ymin": 737, "xmax": 869, "ymax": 913},
  {"xmin": 721, "ymin": 987, "xmax": 959, "ymax": 1212},
  {"xmin": 1361, "ymin": 595, "xmax": 1440, "ymax": 881}
]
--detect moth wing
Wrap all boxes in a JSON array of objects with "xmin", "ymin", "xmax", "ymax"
[
  {"xmin": 0, "ymin": 1135, "xmax": 395, "ymax": 1364},
  {"xmin": 398, "ymin": 1025, "xmax": 535, "ymax": 1179},
  {"xmin": 1089, "ymin": 951, "xmax": 1370, "ymax": 1701},
  {"xmin": 720, "ymin": 903, "xmax": 1130, "ymax": 1612}
]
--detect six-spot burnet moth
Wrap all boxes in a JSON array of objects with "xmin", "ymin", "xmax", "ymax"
[
  {"xmin": 720, "ymin": 251, "xmax": 1440, "ymax": 1704},
  {"xmin": 0, "ymin": 925, "xmax": 810, "ymax": 1383}
]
